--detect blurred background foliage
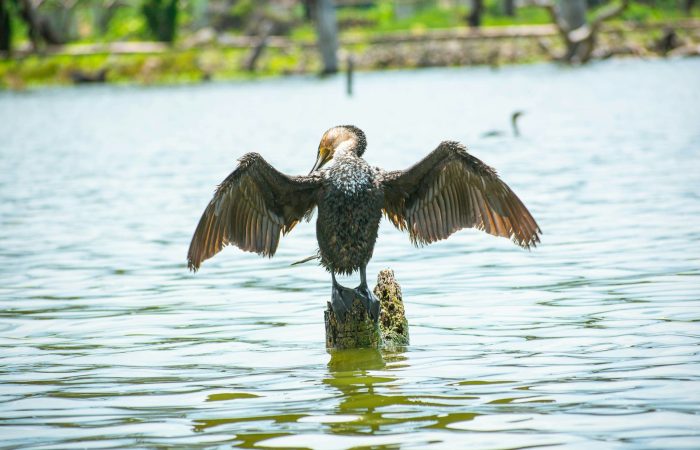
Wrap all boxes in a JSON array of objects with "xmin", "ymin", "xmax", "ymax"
[
  {"xmin": 2, "ymin": 1, "xmax": 696, "ymax": 43},
  {"xmin": 1, "ymin": 0, "xmax": 698, "ymax": 88}
]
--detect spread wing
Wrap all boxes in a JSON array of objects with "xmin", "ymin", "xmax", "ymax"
[
  {"xmin": 381, "ymin": 141, "xmax": 541, "ymax": 248},
  {"xmin": 187, "ymin": 152, "xmax": 322, "ymax": 271}
]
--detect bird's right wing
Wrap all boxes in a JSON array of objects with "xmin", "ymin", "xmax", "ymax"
[
  {"xmin": 381, "ymin": 141, "xmax": 540, "ymax": 248},
  {"xmin": 187, "ymin": 152, "xmax": 323, "ymax": 271}
]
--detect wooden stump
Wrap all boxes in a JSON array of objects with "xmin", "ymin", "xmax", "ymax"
[
  {"xmin": 324, "ymin": 269, "xmax": 409, "ymax": 349},
  {"xmin": 375, "ymin": 269, "xmax": 410, "ymax": 347}
]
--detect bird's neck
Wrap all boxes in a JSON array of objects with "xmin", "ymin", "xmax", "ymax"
[{"xmin": 333, "ymin": 139, "xmax": 361, "ymax": 160}]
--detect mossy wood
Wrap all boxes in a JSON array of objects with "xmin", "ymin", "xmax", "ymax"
[{"xmin": 325, "ymin": 269, "xmax": 409, "ymax": 349}]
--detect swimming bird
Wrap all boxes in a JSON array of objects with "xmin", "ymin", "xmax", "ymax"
[
  {"xmin": 187, "ymin": 125, "xmax": 541, "ymax": 322},
  {"xmin": 481, "ymin": 110, "xmax": 524, "ymax": 138}
]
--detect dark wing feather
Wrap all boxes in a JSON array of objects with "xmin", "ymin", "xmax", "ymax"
[
  {"xmin": 187, "ymin": 152, "xmax": 322, "ymax": 271},
  {"xmin": 382, "ymin": 141, "xmax": 541, "ymax": 248}
]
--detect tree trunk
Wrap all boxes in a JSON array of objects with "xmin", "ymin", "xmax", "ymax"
[
  {"xmin": 541, "ymin": 0, "xmax": 629, "ymax": 64},
  {"xmin": 686, "ymin": 0, "xmax": 696, "ymax": 15},
  {"xmin": 16, "ymin": 0, "xmax": 41, "ymax": 51},
  {"xmin": 242, "ymin": 20, "xmax": 274, "ymax": 72},
  {"xmin": 325, "ymin": 269, "xmax": 409, "ymax": 350},
  {"xmin": 468, "ymin": 0, "xmax": 484, "ymax": 28},
  {"xmin": 38, "ymin": 1, "xmax": 79, "ymax": 45},
  {"xmin": 142, "ymin": 0, "xmax": 179, "ymax": 43},
  {"xmin": 302, "ymin": 0, "xmax": 314, "ymax": 21},
  {"xmin": 0, "ymin": 0, "xmax": 11, "ymax": 54},
  {"xmin": 556, "ymin": 0, "xmax": 587, "ymax": 31},
  {"xmin": 504, "ymin": 0, "xmax": 515, "ymax": 16},
  {"xmin": 314, "ymin": 0, "xmax": 338, "ymax": 74}
]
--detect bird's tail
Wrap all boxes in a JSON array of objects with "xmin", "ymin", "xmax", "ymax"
[{"xmin": 291, "ymin": 254, "xmax": 320, "ymax": 266}]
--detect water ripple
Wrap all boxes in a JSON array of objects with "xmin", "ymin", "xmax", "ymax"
[{"xmin": 1, "ymin": 59, "xmax": 700, "ymax": 449}]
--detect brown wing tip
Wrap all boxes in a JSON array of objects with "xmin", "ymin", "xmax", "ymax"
[
  {"xmin": 187, "ymin": 257, "xmax": 200, "ymax": 272},
  {"xmin": 515, "ymin": 226, "xmax": 542, "ymax": 250}
]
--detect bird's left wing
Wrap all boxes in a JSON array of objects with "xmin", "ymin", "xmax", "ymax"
[
  {"xmin": 381, "ymin": 141, "xmax": 541, "ymax": 248},
  {"xmin": 187, "ymin": 152, "xmax": 323, "ymax": 271}
]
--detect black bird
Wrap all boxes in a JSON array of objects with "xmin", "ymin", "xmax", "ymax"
[
  {"xmin": 187, "ymin": 125, "xmax": 541, "ymax": 322},
  {"xmin": 481, "ymin": 110, "xmax": 525, "ymax": 138}
]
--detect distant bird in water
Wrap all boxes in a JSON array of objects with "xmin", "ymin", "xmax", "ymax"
[
  {"xmin": 481, "ymin": 110, "xmax": 524, "ymax": 138},
  {"xmin": 187, "ymin": 126, "xmax": 541, "ymax": 322}
]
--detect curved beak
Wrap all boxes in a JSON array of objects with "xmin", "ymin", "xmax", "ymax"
[{"xmin": 309, "ymin": 148, "xmax": 331, "ymax": 174}]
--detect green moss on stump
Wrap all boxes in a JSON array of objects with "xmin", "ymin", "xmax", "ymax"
[
  {"xmin": 324, "ymin": 269, "xmax": 409, "ymax": 349},
  {"xmin": 324, "ymin": 296, "xmax": 380, "ymax": 349},
  {"xmin": 374, "ymin": 269, "xmax": 410, "ymax": 347}
]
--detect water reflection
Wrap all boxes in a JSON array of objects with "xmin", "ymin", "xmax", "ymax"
[
  {"xmin": 325, "ymin": 349, "xmax": 394, "ymax": 435},
  {"xmin": 324, "ymin": 349, "xmax": 485, "ymax": 435}
]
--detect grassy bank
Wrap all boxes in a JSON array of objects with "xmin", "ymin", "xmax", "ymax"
[
  {"xmin": 0, "ymin": 47, "xmax": 311, "ymax": 89},
  {"xmin": 2, "ymin": 2, "xmax": 699, "ymax": 89}
]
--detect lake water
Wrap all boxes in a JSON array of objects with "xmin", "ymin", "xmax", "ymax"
[{"xmin": 1, "ymin": 58, "xmax": 699, "ymax": 449}]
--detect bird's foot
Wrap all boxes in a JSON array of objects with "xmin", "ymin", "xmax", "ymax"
[
  {"xmin": 355, "ymin": 284, "xmax": 380, "ymax": 324},
  {"xmin": 331, "ymin": 283, "xmax": 358, "ymax": 323},
  {"xmin": 330, "ymin": 282, "xmax": 380, "ymax": 324}
]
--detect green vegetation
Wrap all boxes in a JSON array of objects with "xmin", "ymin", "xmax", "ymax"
[
  {"xmin": 334, "ymin": 0, "xmax": 698, "ymax": 31},
  {"xmin": 0, "ymin": 46, "xmax": 316, "ymax": 89},
  {"xmin": 1, "ymin": 0, "xmax": 698, "ymax": 89},
  {"xmin": 622, "ymin": 0, "xmax": 698, "ymax": 21}
]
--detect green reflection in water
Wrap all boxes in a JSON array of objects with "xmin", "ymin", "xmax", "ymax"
[
  {"xmin": 206, "ymin": 392, "xmax": 260, "ymax": 402},
  {"xmin": 191, "ymin": 350, "xmax": 553, "ymax": 447},
  {"xmin": 322, "ymin": 348, "xmax": 480, "ymax": 437}
]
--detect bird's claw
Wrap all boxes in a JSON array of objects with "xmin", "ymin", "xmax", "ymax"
[
  {"xmin": 355, "ymin": 284, "xmax": 380, "ymax": 323},
  {"xmin": 331, "ymin": 283, "xmax": 356, "ymax": 323},
  {"xmin": 330, "ymin": 283, "xmax": 380, "ymax": 324}
]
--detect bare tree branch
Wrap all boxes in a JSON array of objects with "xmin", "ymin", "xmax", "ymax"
[
  {"xmin": 591, "ymin": 0, "xmax": 629, "ymax": 33},
  {"xmin": 528, "ymin": 0, "xmax": 629, "ymax": 64}
]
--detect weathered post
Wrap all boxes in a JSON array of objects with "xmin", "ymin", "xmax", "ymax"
[
  {"xmin": 325, "ymin": 269, "xmax": 409, "ymax": 349},
  {"xmin": 346, "ymin": 54, "xmax": 354, "ymax": 97},
  {"xmin": 375, "ymin": 269, "xmax": 409, "ymax": 347}
]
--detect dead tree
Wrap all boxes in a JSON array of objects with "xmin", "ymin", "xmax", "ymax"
[
  {"xmin": 15, "ymin": 0, "xmax": 42, "ymax": 51},
  {"xmin": 6, "ymin": 0, "xmax": 80, "ymax": 51},
  {"xmin": 537, "ymin": 0, "xmax": 630, "ymax": 64},
  {"xmin": 467, "ymin": 0, "xmax": 484, "ymax": 28},
  {"xmin": 37, "ymin": 0, "xmax": 80, "ymax": 45},
  {"xmin": 313, "ymin": 0, "xmax": 338, "ymax": 74},
  {"xmin": 242, "ymin": 19, "xmax": 275, "ymax": 72}
]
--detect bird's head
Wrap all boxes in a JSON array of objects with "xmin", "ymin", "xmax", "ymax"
[
  {"xmin": 310, "ymin": 125, "xmax": 367, "ymax": 173},
  {"xmin": 511, "ymin": 110, "xmax": 525, "ymax": 137}
]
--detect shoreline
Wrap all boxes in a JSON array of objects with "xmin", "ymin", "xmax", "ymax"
[{"xmin": 2, "ymin": 19, "xmax": 699, "ymax": 90}]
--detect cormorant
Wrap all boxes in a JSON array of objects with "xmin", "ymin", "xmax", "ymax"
[
  {"xmin": 481, "ymin": 110, "xmax": 524, "ymax": 138},
  {"xmin": 187, "ymin": 125, "xmax": 541, "ymax": 322}
]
